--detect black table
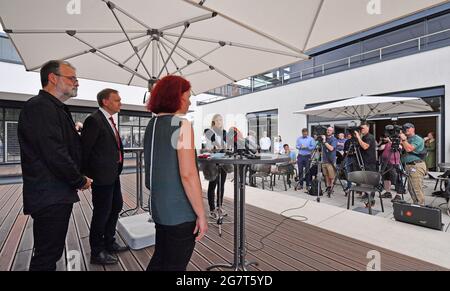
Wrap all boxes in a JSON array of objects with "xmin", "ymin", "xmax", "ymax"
[{"xmin": 198, "ymin": 154, "xmax": 290, "ymax": 271}]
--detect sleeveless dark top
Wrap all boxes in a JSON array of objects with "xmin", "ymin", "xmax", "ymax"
[{"xmin": 144, "ymin": 115, "xmax": 196, "ymax": 225}]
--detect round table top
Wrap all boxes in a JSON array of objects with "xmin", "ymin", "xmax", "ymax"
[{"xmin": 198, "ymin": 153, "xmax": 290, "ymax": 165}]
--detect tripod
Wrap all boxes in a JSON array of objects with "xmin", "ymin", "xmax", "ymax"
[
  {"xmin": 380, "ymin": 141, "xmax": 422, "ymax": 204},
  {"xmin": 294, "ymin": 141, "xmax": 321, "ymax": 201},
  {"xmin": 379, "ymin": 142, "xmax": 408, "ymax": 202},
  {"xmin": 333, "ymin": 140, "xmax": 366, "ymax": 194},
  {"xmin": 346, "ymin": 140, "xmax": 365, "ymax": 171},
  {"xmin": 296, "ymin": 140, "xmax": 348, "ymax": 202}
]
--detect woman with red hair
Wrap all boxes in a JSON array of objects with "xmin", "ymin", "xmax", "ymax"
[{"xmin": 144, "ymin": 75, "xmax": 207, "ymax": 271}]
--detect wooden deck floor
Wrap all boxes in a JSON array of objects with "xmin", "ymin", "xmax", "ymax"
[{"xmin": 0, "ymin": 174, "xmax": 446, "ymax": 271}]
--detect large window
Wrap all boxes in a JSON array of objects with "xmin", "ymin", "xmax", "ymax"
[
  {"xmin": 4, "ymin": 109, "xmax": 20, "ymax": 162},
  {"xmin": 119, "ymin": 114, "xmax": 152, "ymax": 155},
  {"xmin": 247, "ymin": 110, "xmax": 278, "ymax": 152}
]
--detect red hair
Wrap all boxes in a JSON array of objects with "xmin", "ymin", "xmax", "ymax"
[{"xmin": 146, "ymin": 75, "xmax": 191, "ymax": 113}]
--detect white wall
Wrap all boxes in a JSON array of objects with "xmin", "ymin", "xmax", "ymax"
[{"xmin": 196, "ymin": 46, "xmax": 450, "ymax": 160}]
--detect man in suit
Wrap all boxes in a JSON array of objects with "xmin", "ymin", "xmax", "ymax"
[
  {"xmin": 81, "ymin": 88, "xmax": 128, "ymax": 265},
  {"xmin": 18, "ymin": 60, "xmax": 92, "ymax": 271}
]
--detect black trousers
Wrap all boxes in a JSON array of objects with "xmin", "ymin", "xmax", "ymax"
[
  {"xmin": 207, "ymin": 168, "xmax": 227, "ymax": 212},
  {"xmin": 89, "ymin": 177, "xmax": 123, "ymax": 256},
  {"xmin": 146, "ymin": 221, "xmax": 196, "ymax": 271},
  {"xmin": 29, "ymin": 203, "xmax": 73, "ymax": 271}
]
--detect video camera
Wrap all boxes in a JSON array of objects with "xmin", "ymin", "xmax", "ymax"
[
  {"xmin": 384, "ymin": 124, "xmax": 403, "ymax": 150},
  {"xmin": 347, "ymin": 126, "xmax": 361, "ymax": 139},
  {"xmin": 313, "ymin": 126, "xmax": 327, "ymax": 143}
]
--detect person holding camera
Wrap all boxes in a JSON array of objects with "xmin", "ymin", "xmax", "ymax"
[
  {"xmin": 379, "ymin": 136, "xmax": 401, "ymax": 199},
  {"xmin": 321, "ymin": 127, "xmax": 338, "ymax": 195},
  {"xmin": 343, "ymin": 132, "xmax": 356, "ymax": 191},
  {"xmin": 399, "ymin": 123, "xmax": 427, "ymax": 205},
  {"xmin": 354, "ymin": 122, "xmax": 377, "ymax": 172},
  {"xmin": 296, "ymin": 128, "xmax": 315, "ymax": 190}
]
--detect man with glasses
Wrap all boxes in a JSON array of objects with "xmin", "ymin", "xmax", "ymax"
[{"xmin": 18, "ymin": 60, "xmax": 92, "ymax": 271}]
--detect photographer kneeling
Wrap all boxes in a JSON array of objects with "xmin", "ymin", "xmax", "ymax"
[{"xmin": 399, "ymin": 123, "xmax": 427, "ymax": 205}]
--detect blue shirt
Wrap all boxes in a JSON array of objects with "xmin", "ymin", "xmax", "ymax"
[
  {"xmin": 336, "ymin": 138, "xmax": 347, "ymax": 152},
  {"xmin": 296, "ymin": 136, "xmax": 316, "ymax": 156},
  {"xmin": 322, "ymin": 136, "xmax": 337, "ymax": 164},
  {"xmin": 286, "ymin": 151, "xmax": 296, "ymax": 162}
]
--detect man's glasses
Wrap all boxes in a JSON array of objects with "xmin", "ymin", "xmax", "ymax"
[{"xmin": 54, "ymin": 73, "xmax": 78, "ymax": 83}]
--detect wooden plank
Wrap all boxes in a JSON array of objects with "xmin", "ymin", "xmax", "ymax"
[
  {"xmin": 207, "ymin": 220, "xmax": 312, "ymax": 271},
  {"xmin": 0, "ymin": 213, "xmax": 28, "ymax": 271},
  {"xmin": 65, "ymin": 214, "xmax": 87, "ymax": 271},
  {"xmin": 11, "ymin": 250, "xmax": 32, "ymax": 271},
  {"xmin": 17, "ymin": 217, "xmax": 33, "ymax": 252},
  {"xmin": 11, "ymin": 217, "xmax": 33, "ymax": 271},
  {"xmin": 0, "ymin": 186, "xmax": 24, "ymax": 252},
  {"xmin": 72, "ymin": 192, "xmax": 104, "ymax": 271},
  {"xmin": 242, "ymin": 214, "xmax": 357, "ymax": 271},
  {"xmin": 0, "ymin": 185, "xmax": 16, "ymax": 208},
  {"xmin": 251, "ymin": 205, "xmax": 441, "ymax": 271},
  {"xmin": 79, "ymin": 190, "xmax": 130, "ymax": 272},
  {"xmin": 228, "ymin": 203, "xmax": 400, "ymax": 271},
  {"xmin": 203, "ymin": 227, "xmax": 276, "ymax": 271},
  {"xmin": 236, "ymin": 202, "xmax": 444, "ymax": 271},
  {"xmin": 0, "ymin": 174, "xmax": 444, "ymax": 272},
  {"xmin": 0, "ymin": 184, "xmax": 22, "ymax": 227}
]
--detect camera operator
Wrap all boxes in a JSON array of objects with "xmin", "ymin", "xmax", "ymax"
[
  {"xmin": 343, "ymin": 132, "xmax": 355, "ymax": 191},
  {"xmin": 321, "ymin": 127, "xmax": 338, "ymax": 195},
  {"xmin": 399, "ymin": 123, "xmax": 427, "ymax": 205},
  {"xmin": 379, "ymin": 136, "xmax": 401, "ymax": 199},
  {"xmin": 354, "ymin": 122, "xmax": 377, "ymax": 172}
]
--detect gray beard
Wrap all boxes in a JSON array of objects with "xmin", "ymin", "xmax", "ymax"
[{"xmin": 64, "ymin": 88, "xmax": 78, "ymax": 98}]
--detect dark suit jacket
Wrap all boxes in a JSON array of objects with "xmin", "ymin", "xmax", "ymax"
[
  {"xmin": 81, "ymin": 109, "xmax": 124, "ymax": 186},
  {"xmin": 18, "ymin": 90, "xmax": 85, "ymax": 215}
]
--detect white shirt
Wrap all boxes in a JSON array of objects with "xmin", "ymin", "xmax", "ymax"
[
  {"xmin": 99, "ymin": 107, "xmax": 118, "ymax": 136},
  {"xmin": 260, "ymin": 137, "xmax": 271, "ymax": 150}
]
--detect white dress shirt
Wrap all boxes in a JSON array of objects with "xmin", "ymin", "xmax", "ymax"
[
  {"xmin": 260, "ymin": 137, "xmax": 272, "ymax": 151},
  {"xmin": 99, "ymin": 107, "xmax": 118, "ymax": 136}
]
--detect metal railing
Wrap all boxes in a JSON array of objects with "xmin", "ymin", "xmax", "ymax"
[{"xmin": 200, "ymin": 28, "xmax": 450, "ymax": 105}]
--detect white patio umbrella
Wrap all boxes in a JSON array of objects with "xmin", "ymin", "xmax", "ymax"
[
  {"xmin": 294, "ymin": 96, "xmax": 434, "ymax": 120},
  {"xmin": 0, "ymin": 0, "xmax": 448, "ymax": 97}
]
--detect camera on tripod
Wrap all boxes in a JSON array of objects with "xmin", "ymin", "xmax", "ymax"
[
  {"xmin": 313, "ymin": 125, "xmax": 327, "ymax": 144},
  {"xmin": 348, "ymin": 126, "xmax": 361, "ymax": 140},
  {"xmin": 384, "ymin": 124, "xmax": 403, "ymax": 150}
]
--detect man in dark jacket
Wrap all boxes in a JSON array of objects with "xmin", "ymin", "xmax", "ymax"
[
  {"xmin": 18, "ymin": 60, "xmax": 92, "ymax": 271},
  {"xmin": 81, "ymin": 88, "xmax": 127, "ymax": 265}
]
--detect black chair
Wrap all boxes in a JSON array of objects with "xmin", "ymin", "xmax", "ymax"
[
  {"xmin": 271, "ymin": 163, "xmax": 293, "ymax": 191},
  {"xmin": 250, "ymin": 164, "xmax": 273, "ymax": 190},
  {"xmin": 347, "ymin": 171, "xmax": 384, "ymax": 215}
]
